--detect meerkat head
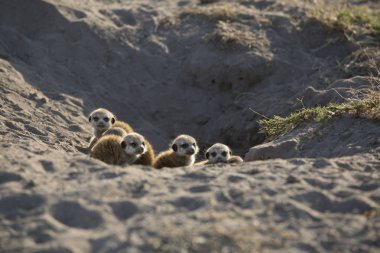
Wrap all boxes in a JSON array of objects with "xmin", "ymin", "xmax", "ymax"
[
  {"xmin": 205, "ymin": 143, "xmax": 232, "ymax": 163},
  {"xmin": 88, "ymin": 108, "xmax": 116, "ymax": 132},
  {"xmin": 120, "ymin": 133, "xmax": 147, "ymax": 157},
  {"xmin": 171, "ymin": 134, "xmax": 199, "ymax": 157}
]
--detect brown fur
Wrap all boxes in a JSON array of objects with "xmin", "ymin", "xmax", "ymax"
[
  {"xmin": 90, "ymin": 135, "xmax": 137, "ymax": 165},
  {"xmin": 153, "ymin": 150, "xmax": 194, "ymax": 169},
  {"xmin": 112, "ymin": 121, "xmax": 133, "ymax": 134},
  {"xmin": 102, "ymin": 127, "xmax": 127, "ymax": 137},
  {"xmin": 134, "ymin": 141, "xmax": 155, "ymax": 166}
]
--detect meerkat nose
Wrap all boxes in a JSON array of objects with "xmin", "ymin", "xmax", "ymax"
[
  {"xmin": 136, "ymin": 147, "xmax": 144, "ymax": 154},
  {"xmin": 187, "ymin": 148, "xmax": 195, "ymax": 155}
]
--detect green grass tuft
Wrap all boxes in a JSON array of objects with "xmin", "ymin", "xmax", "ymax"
[
  {"xmin": 334, "ymin": 8, "xmax": 380, "ymax": 36},
  {"xmin": 311, "ymin": 7, "xmax": 380, "ymax": 41},
  {"xmin": 259, "ymin": 91, "xmax": 380, "ymax": 140}
]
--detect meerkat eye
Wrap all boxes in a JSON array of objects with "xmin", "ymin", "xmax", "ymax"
[
  {"xmin": 93, "ymin": 116, "xmax": 99, "ymax": 122},
  {"xmin": 130, "ymin": 142, "xmax": 137, "ymax": 148},
  {"xmin": 142, "ymin": 141, "xmax": 145, "ymax": 146},
  {"xmin": 211, "ymin": 152, "xmax": 217, "ymax": 157},
  {"xmin": 222, "ymin": 151, "xmax": 227, "ymax": 157},
  {"xmin": 103, "ymin": 117, "xmax": 109, "ymax": 122},
  {"xmin": 181, "ymin": 143, "xmax": 189, "ymax": 149}
]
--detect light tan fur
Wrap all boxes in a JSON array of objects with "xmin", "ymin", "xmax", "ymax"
[
  {"xmin": 102, "ymin": 127, "xmax": 127, "ymax": 137},
  {"xmin": 112, "ymin": 121, "xmax": 133, "ymax": 135},
  {"xmin": 153, "ymin": 134, "xmax": 198, "ymax": 169}
]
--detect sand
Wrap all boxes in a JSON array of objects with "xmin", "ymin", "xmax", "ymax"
[{"xmin": 0, "ymin": 0, "xmax": 379, "ymax": 252}]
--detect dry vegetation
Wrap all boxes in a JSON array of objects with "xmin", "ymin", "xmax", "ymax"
[
  {"xmin": 181, "ymin": 3, "xmax": 239, "ymax": 21},
  {"xmin": 206, "ymin": 21, "xmax": 258, "ymax": 50},
  {"xmin": 259, "ymin": 4, "xmax": 380, "ymax": 141},
  {"xmin": 259, "ymin": 89, "xmax": 380, "ymax": 140},
  {"xmin": 310, "ymin": 6, "xmax": 380, "ymax": 43}
]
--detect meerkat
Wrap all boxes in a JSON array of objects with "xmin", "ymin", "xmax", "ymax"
[
  {"xmin": 88, "ymin": 108, "xmax": 116, "ymax": 149},
  {"xmin": 88, "ymin": 108, "xmax": 134, "ymax": 150},
  {"xmin": 153, "ymin": 134, "xmax": 199, "ymax": 169},
  {"xmin": 90, "ymin": 132, "xmax": 148, "ymax": 166},
  {"xmin": 196, "ymin": 143, "xmax": 243, "ymax": 165},
  {"xmin": 133, "ymin": 139, "xmax": 155, "ymax": 166},
  {"xmin": 103, "ymin": 127, "xmax": 154, "ymax": 166}
]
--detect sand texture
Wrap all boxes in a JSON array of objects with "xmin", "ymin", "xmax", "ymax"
[{"xmin": 0, "ymin": 0, "xmax": 380, "ymax": 252}]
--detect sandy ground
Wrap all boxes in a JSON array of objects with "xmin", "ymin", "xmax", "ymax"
[{"xmin": 0, "ymin": 0, "xmax": 380, "ymax": 252}]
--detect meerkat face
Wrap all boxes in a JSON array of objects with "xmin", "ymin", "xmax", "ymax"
[
  {"xmin": 120, "ymin": 133, "xmax": 147, "ymax": 156},
  {"xmin": 88, "ymin": 108, "xmax": 116, "ymax": 131},
  {"xmin": 205, "ymin": 143, "xmax": 232, "ymax": 163},
  {"xmin": 171, "ymin": 135, "xmax": 199, "ymax": 157}
]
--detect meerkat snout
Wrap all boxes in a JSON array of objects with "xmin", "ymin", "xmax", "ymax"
[{"xmin": 121, "ymin": 133, "xmax": 147, "ymax": 157}]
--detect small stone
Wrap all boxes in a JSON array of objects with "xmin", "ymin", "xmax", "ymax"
[{"xmin": 286, "ymin": 175, "xmax": 300, "ymax": 184}]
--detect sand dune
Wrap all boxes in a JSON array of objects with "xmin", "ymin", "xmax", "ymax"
[{"xmin": 0, "ymin": 0, "xmax": 379, "ymax": 252}]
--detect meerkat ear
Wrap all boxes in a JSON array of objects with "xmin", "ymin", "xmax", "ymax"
[
  {"xmin": 172, "ymin": 144, "xmax": 177, "ymax": 152},
  {"xmin": 88, "ymin": 116, "xmax": 92, "ymax": 122},
  {"xmin": 121, "ymin": 141, "xmax": 127, "ymax": 149},
  {"xmin": 111, "ymin": 117, "xmax": 115, "ymax": 124},
  {"xmin": 205, "ymin": 151, "xmax": 209, "ymax": 159}
]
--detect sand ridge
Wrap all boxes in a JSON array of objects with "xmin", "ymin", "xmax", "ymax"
[{"xmin": 1, "ymin": 143, "xmax": 380, "ymax": 252}]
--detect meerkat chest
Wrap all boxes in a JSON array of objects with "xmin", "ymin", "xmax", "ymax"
[{"xmin": 188, "ymin": 155, "xmax": 195, "ymax": 166}]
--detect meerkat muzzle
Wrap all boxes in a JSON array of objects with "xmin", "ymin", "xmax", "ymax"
[
  {"xmin": 97, "ymin": 123, "xmax": 106, "ymax": 128},
  {"xmin": 136, "ymin": 147, "xmax": 145, "ymax": 154}
]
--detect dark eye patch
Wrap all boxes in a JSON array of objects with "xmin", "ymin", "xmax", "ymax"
[
  {"xmin": 93, "ymin": 116, "xmax": 99, "ymax": 121},
  {"xmin": 181, "ymin": 143, "xmax": 189, "ymax": 149},
  {"xmin": 211, "ymin": 152, "xmax": 217, "ymax": 157},
  {"xmin": 222, "ymin": 151, "xmax": 227, "ymax": 157},
  {"xmin": 103, "ymin": 117, "xmax": 109, "ymax": 122},
  {"xmin": 142, "ymin": 141, "xmax": 145, "ymax": 146}
]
